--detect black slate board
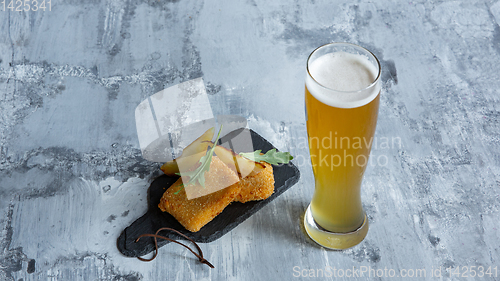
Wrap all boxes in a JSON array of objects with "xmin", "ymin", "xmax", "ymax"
[{"xmin": 117, "ymin": 128, "xmax": 300, "ymax": 258}]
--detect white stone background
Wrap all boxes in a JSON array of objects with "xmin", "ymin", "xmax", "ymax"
[{"xmin": 1, "ymin": 0, "xmax": 500, "ymax": 280}]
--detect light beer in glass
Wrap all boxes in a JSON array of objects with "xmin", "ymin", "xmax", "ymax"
[{"xmin": 303, "ymin": 43, "xmax": 381, "ymax": 249}]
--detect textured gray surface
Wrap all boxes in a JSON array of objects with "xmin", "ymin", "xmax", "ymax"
[{"xmin": 1, "ymin": 0, "xmax": 499, "ymax": 280}]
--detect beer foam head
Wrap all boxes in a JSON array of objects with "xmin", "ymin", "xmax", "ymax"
[{"xmin": 306, "ymin": 52, "xmax": 380, "ymax": 108}]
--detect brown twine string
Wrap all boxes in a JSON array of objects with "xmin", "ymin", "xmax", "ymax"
[{"xmin": 135, "ymin": 227, "xmax": 214, "ymax": 268}]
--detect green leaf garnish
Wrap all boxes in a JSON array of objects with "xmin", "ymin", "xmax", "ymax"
[
  {"xmin": 239, "ymin": 149, "xmax": 293, "ymax": 165},
  {"xmin": 174, "ymin": 125, "xmax": 223, "ymax": 194}
]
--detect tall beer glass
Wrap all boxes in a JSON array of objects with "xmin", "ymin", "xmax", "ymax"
[{"xmin": 303, "ymin": 43, "xmax": 381, "ymax": 249}]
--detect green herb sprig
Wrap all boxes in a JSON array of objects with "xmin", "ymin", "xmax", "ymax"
[
  {"xmin": 174, "ymin": 125, "xmax": 223, "ymax": 194},
  {"xmin": 239, "ymin": 149, "xmax": 293, "ymax": 165}
]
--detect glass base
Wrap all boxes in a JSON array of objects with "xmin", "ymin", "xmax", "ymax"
[{"xmin": 303, "ymin": 204, "xmax": 369, "ymax": 250}]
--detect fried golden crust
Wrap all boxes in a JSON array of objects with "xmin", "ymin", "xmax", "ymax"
[
  {"xmin": 158, "ymin": 157, "xmax": 275, "ymax": 232},
  {"xmin": 158, "ymin": 156, "xmax": 241, "ymax": 232},
  {"xmin": 234, "ymin": 161, "xmax": 274, "ymax": 203}
]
